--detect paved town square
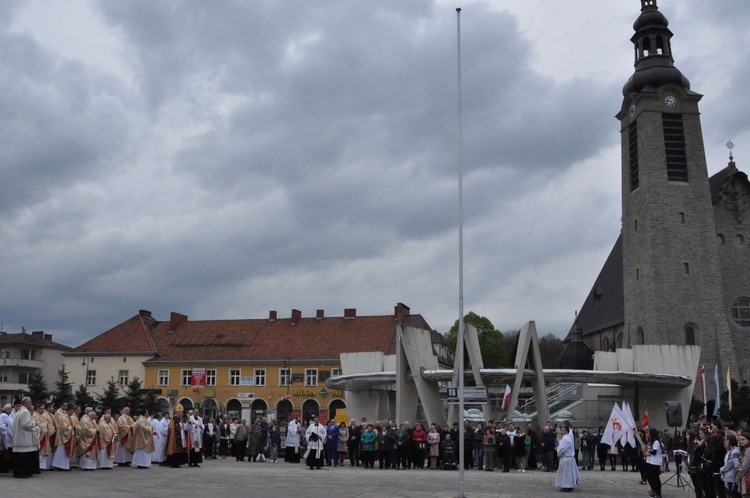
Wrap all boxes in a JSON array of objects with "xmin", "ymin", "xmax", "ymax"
[{"xmin": 0, "ymin": 460, "xmax": 694, "ymax": 498}]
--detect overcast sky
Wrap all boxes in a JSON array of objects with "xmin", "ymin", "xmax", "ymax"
[{"xmin": 2, "ymin": 0, "xmax": 749, "ymax": 348}]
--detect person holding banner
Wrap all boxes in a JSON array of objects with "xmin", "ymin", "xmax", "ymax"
[
  {"xmin": 642, "ymin": 427, "xmax": 663, "ymax": 498},
  {"xmin": 555, "ymin": 425, "xmax": 580, "ymax": 492}
]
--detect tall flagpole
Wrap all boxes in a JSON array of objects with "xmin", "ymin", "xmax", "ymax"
[{"xmin": 455, "ymin": 7, "xmax": 466, "ymax": 498}]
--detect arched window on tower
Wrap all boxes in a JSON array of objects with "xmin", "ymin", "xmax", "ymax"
[
  {"xmin": 685, "ymin": 326, "xmax": 695, "ymax": 345},
  {"xmin": 635, "ymin": 327, "xmax": 645, "ymax": 345}
]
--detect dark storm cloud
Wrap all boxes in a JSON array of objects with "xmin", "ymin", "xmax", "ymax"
[
  {"xmin": 0, "ymin": 29, "xmax": 132, "ymax": 215},
  {"xmin": 3, "ymin": 0, "xmax": 744, "ymax": 347}
]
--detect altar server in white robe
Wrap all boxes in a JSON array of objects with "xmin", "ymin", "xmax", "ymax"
[
  {"xmin": 555, "ymin": 425, "xmax": 581, "ymax": 492},
  {"xmin": 151, "ymin": 412, "xmax": 167, "ymax": 463}
]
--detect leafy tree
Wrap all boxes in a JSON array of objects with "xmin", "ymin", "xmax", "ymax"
[
  {"xmin": 96, "ymin": 378, "xmax": 124, "ymax": 413},
  {"xmin": 52, "ymin": 365, "xmax": 73, "ymax": 406},
  {"xmin": 539, "ymin": 333, "xmax": 565, "ymax": 368},
  {"xmin": 719, "ymin": 380, "xmax": 750, "ymax": 426},
  {"xmin": 73, "ymin": 384, "xmax": 97, "ymax": 410},
  {"xmin": 26, "ymin": 370, "xmax": 50, "ymax": 405},
  {"xmin": 124, "ymin": 377, "xmax": 157, "ymax": 413},
  {"xmin": 444, "ymin": 312, "xmax": 510, "ymax": 368}
]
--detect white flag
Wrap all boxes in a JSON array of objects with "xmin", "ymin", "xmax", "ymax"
[{"xmin": 601, "ymin": 403, "xmax": 626, "ymax": 448}]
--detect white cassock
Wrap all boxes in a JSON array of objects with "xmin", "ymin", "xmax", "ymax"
[
  {"xmin": 285, "ymin": 421, "xmax": 300, "ymax": 453},
  {"xmin": 189, "ymin": 415, "xmax": 203, "ymax": 449},
  {"xmin": 151, "ymin": 418, "xmax": 167, "ymax": 463},
  {"xmin": 555, "ymin": 433, "xmax": 581, "ymax": 489}
]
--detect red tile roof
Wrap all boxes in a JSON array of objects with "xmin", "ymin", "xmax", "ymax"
[
  {"xmin": 68, "ymin": 305, "xmax": 441, "ymax": 364},
  {"xmin": 67, "ymin": 312, "xmax": 159, "ymax": 355}
]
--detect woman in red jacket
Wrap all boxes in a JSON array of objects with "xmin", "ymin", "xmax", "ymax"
[{"xmin": 411, "ymin": 423, "xmax": 428, "ymax": 469}]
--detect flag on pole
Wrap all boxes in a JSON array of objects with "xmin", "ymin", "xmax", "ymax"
[
  {"xmin": 601, "ymin": 403, "xmax": 626, "ymax": 448},
  {"xmin": 641, "ymin": 407, "xmax": 650, "ymax": 430},
  {"xmin": 727, "ymin": 364, "xmax": 733, "ymax": 411},
  {"xmin": 700, "ymin": 364, "xmax": 707, "ymax": 417},
  {"xmin": 501, "ymin": 384, "xmax": 511, "ymax": 410},
  {"xmin": 621, "ymin": 402, "xmax": 637, "ymax": 448},
  {"xmin": 713, "ymin": 365, "xmax": 721, "ymax": 418}
]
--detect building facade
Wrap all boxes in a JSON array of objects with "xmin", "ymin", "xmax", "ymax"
[
  {"xmin": 66, "ymin": 303, "xmax": 444, "ymax": 423},
  {"xmin": 572, "ymin": 1, "xmax": 750, "ymax": 387},
  {"xmin": 0, "ymin": 330, "xmax": 71, "ymax": 406}
]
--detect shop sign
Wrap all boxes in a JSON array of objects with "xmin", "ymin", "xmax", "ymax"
[
  {"xmin": 293, "ymin": 389, "xmax": 316, "ymax": 396},
  {"xmin": 239, "ymin": 376, "xmax": 254, "ymax": 386},
  {"xmin": 319, "ymin": 388, "xmax": 328, "ymax": 398},
  {"xmin": 238, "ymin": 392, "xmax": 255, "ymax": 400},
  {"xmin": 167, "ymin": 390, "xmax": 178, "ymax": 396}
]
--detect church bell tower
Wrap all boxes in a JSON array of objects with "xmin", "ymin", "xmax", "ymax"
[{"xmin": 617, "ymin": 0, "xmax": 736, "ymax": 369}]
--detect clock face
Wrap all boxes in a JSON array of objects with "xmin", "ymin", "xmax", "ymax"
[
  {"xmin": 629, "ymin": 104, "xmax": 636, "ymax": 116},
  {"xmin": 664, "ymin": 95, "xmax": 677, "ymax": 107}
]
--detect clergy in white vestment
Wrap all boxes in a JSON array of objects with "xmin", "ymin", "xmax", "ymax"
[
  {"xmin": 131, "ymin": 410, "xmax": 155, "ymax": 469},
  {"xmin": 151, "ymin": 412, "xmax": 167, "ymax": 464},
  {"xmin": 284, "ymin": 417, "xmax": 301, "ymax": 463},
  {"xmin": 305, "ymin": 417, "xmax": 327, "ymax": 470},
  {"xmin": 555, "ymin": 426, "xmax": 581, "ymax": 492},
  {"xmin": 187, "ymin": 410, "xmax": 203, "ymax": 467}
]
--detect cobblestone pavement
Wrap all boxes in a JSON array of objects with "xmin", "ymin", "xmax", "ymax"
[{"xmin": 0, "ymin": 460, "xmax": 695, "ymax": 498}]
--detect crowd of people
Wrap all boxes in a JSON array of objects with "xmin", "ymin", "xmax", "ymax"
[
  {"xmin": 0, "ymin": 400, "xmax": 212, "ymax": 477},
  {"xmin": 3, "ymin": 397, "xmax": 750, "ymax": 498}
]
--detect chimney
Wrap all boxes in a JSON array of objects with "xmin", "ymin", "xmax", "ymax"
[
  {"xmin": 168, "ymin": 312, "xmax": 188, "ymax": 331},
  {"xmin": 139, "ymin": 309, "xmax": 152, "ymax": 318},
  {"xmin": 291, "ymin": 309, "xmax": 302, "ymax": 325},
  {"xmin": 269, "ymin": 310, "xmax": 277, "ymax": 322},
  {"xmin": 394, "ymin": 302, "xmax": 411, "ymax": 322},
  {"xmin": 344, "ymin": 308, "xmax": 356, "ymax": 319},
  {"xmin": 316, "ymin": 309, "xmax": 324, "ymax": 320},
  {"xmin": 32, "ymin": 331, "xmax": 44, "ymax": 339},
  {"xmin": 43, "ymin": 334, "xmax": 52, "ymax": 342}
]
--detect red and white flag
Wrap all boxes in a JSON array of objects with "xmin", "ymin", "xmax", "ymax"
[
  {"xmin": 501, "ymin": 385, "xmax": 511, "ymax": 410},
  {"xmin": 641, "ymin": 407, "xmax": 650, "ymax": 430}
]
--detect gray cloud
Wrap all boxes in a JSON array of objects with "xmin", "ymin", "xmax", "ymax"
[{"xmin": 1, "ymin": 1, "xmax": 747, "ymax": 348}]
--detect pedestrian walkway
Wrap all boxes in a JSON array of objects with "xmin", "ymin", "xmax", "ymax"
[{"xmin": 0, "ymin": 461, "xmax": 692, "ymax": 498}]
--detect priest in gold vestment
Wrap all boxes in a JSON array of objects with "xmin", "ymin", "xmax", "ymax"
[
  {"xmin": 76, "ymin": 408, "xmax": 99, "ymax": 470},
  {"xmin": 132, "ymin": 410, "xmax": 155, "ymax": 469},
  {"xmin": 115, "ymin": 407, "xmax": 134, "ymax": 466},
  {"xmin": 97, "ymin": 410, "xmax": 116, "ymax": 469},
  {"xmin": 51, "ymin": 403, "xmax": 72, "ymax": 470}
]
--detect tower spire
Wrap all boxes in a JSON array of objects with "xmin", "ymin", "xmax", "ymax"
[{"xmin": 622, "ymin": 0, "xmax": 690, "ymax": 95}]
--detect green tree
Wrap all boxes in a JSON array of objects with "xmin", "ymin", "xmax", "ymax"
[
  {"xmin": 52, "ymin": 365, "xmax": 73, "ymax": 406},
  {"xmin": 444, "ymin": 312, "xmax": 510, "ymax": 368},
  {"xmin": 124, "ymin": 377, "xmax": 157, "ymax": 413},
  {"xmin": 538, "ymin": 333, "xmax": 565, "ymax": 368},
  {"xmin": 96, "ymin": 378, "xmax": 124, "ymax": 413},
  {"xmin": 720, "ymin": 381, "xmax": 750, "ymax": 426},
  {"xmin": 26, "ymin": 370, "xmax": 50, "ymax": 404},
  {"xmin": 73, "ymin": 384, "xmax": 97, "ymax": 410}
]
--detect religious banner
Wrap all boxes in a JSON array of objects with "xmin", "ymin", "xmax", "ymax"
[{"xmin": 191, "ymin": 367, "xmax": 206, "ymax": 386}]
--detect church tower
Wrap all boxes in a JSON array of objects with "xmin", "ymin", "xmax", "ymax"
[{"xmin": 617, "ymin": 1, "xmax": 737, "ymax": 370}]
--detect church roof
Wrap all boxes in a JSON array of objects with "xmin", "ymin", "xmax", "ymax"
[
  {"xmin": 709, "ymin": 160, "xmax": 750, "ymax": 204},
  {"xmin": 570, "ymin": 234, "xmax": 624, "ymax": 339}
]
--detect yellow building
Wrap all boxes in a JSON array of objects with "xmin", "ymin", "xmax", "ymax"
[{"xmin": 69, "ymin": 304, "xmax": 440, "ymax": 424}]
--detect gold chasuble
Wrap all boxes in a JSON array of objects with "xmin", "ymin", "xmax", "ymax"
[
  {"xmin": 53, "ymin": 409, "xmax": 73, "ymax": 456},
  {"xmin": 98, "ymin": 418, "xmax": 117, "ymax": 458},
  {"xmin": 76, "ymin": 414, "xmax": 99, "ymax": 459},
  {"xmin": 133, "ymin": 416, "xmax": 155, "ymax": 453},
  {"xmin": 117, "ymin": 414, "xmax": 135, "ymax": 452}
]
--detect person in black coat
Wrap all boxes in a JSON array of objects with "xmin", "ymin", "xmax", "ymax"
[
  {"xmin": 496, "ymin": 428, "xmax": 511, "ymax": 472},
  {"xmin": 347, "ymin": 420, "xmax": 362, "ymax": 466},
  {"xmin": 462, "ymin": 420, "xmax": 475, "ymax": 470}
]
